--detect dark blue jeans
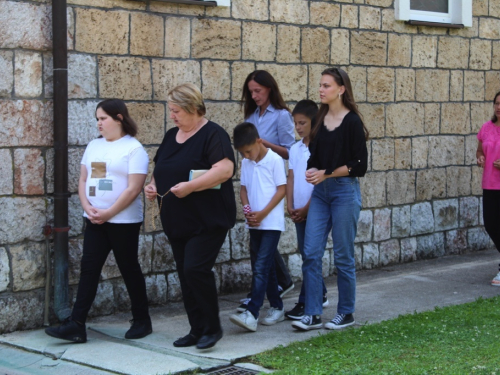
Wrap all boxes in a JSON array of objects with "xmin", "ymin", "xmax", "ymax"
[{"xmin": 246, "ymin": 230, "xmax": 283, "ymax": 318}]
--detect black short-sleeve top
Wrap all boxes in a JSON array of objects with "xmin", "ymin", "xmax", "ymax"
[{"xmin": 153, "ymin": 121, "xmax": 236, "ymax": 239}]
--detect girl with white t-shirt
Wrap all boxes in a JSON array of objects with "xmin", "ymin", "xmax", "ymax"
[{"xmin": 45, "ymin": 99, "xmax": 152, "ymax": 343}]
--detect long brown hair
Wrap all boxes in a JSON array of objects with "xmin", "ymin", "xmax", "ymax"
[
  {"xmin": 241, "ymin": 70, "xmax": 289, "ymax": 119},
  {"xmin": 310, "ymin": 68, "xmax": 369, "ymax": 143},
  {"xmin": 492, "ymin": 90, "xmax": 500, "ymax": 123},
  {"xmin": 96, "ymin": 99, "xmax": 138, "ymax": 137}
]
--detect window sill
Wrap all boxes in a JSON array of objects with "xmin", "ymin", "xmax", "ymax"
[{"xmin": 405, "ymin": 20, "xmax": 464, "ymax": 29}]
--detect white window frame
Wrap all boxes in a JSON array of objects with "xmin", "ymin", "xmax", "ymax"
[{"xmin": 395, "ymin": 0, "xmax": 472, "ymax": 27}]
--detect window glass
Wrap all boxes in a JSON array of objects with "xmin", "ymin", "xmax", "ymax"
[{"xmin": 410, "ymin": 0, "xmax": 448, "ymax": 13}]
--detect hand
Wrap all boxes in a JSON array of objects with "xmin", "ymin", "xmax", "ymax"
[
  {"xmin": 144, "ymin": 183, "xmax": 157, "ymax": 201},
  {"xmin": 494, "ymin": 159, "xmax": 500, "ymax": 170},
  {"xmin": 306, "ymin": 168, "xmax": 326, "ymax": 185},
  {"xmin": 246, "ymin": 211, "xmax": 265, "ymax": 227},
  {"xmin": 477, "ymin": 155, "xmax": 485, "ymax": 168},
  {"xmin": 88, "ymin": 207, "xmax": 112, "ymax": 225},
  {"xmin": 293, "ymin": 206, "xmax": 308, "ymax": 222},
  {"xmin": 171, "ymin": 182, "xmax": 194, "ymax": 198}
]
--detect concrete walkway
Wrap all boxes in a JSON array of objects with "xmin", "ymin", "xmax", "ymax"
[{"xmin": 1, "ymin": 249, "xmax": 499, "ymax": 375}]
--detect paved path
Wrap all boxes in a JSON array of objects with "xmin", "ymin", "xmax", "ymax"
[{"xmin": 1, "ymin": 249, "xmax": 499, "ymax": 375}]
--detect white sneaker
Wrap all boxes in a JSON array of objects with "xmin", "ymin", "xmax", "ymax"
[
  {"xmin": 229, "ymin": 310, "xmax": 258, "ymax": 332},
  {"xmin": 491, "ymin": 271, "xmax": 500, "ymax": 287},
  {"xmin": 261, "ymin": 307, "xmax": 285, "ymax": 326}
]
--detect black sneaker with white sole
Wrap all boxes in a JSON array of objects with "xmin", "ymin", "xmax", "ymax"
[
  {"xmin": 324, "ymin": 313, "xmax": 355, "ymax": 330},
  {"xmin": 236, "ymin": 298, "xmax": 251, "ymax": 313},
  {"xmin": 285, "ymin": 302, "xmax": 305, "ymax": 320},
  {"xmin": 322, "ymin": 295, "xmax": 329, "ymax": 307},
  {"xmin": 291, "ymin": 315, "xmax": 322, "ymax": 331}
]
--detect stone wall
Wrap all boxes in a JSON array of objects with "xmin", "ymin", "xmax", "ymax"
[{"xmin": 0, "ymin": 0, "xmax": 498, "ymax": 333}]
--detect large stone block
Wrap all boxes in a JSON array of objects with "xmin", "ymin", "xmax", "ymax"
[
  {"xmin": 360, "ymin": 5, "xmax": 381, "ymax": 30},
  {"xmin": 0, "ymin": 51, "xmax": 13, "ymax": 98},
  {"xmin": 145, "ymin": 274, "xmax": 167, "ymax": 305},
  {"xmin": 75, "ymin": 9, "xmax": 129, "ymax": 54},
  {"xmin": 256, "ymin": 64, "xmax": 307, "ymax": 102},
  {"xmin": 469, "ymin": 39, "xmax": 492, "ymax": 70},
  {"xmin": 447, "ymin": 166, "xmax": 471, "ymax": 197},
  {"xmin": 231, "ymin": 61, "xmax": 256, "ymax": 100},
  {"xmin": 230, "ymin": 222, "xmax": 250, "ymax": 260},
  {"xmin": 0, "ymin": 198, "xmax": 48, "ymax": 243},
  {"xmin": 0, "ymin": 247, "xmax": 9, "ymax": 292},
  {"xmin": 242, "ymin": 22, "xmax": 276, "ymax": 62},
  {"xmin": 302, "ymin": 27, "xmax": 330, "ymax": 64},
  {"xmin": 164, "ymin": 17, "xmax": 190, "ymax": 59},
  {"xmin": 412, "ymin": 137, "xmax": 428, "ymax": 169},
  {"xmin": 341, "ymin": 5, "xmax": 359, "ymax": 28},
  {"xmin": 205, "ymin": 102, "xmax": 241, "ymax": 138},
  {"xmin": 471, "ymin": 166, "xmax": 483, "ymax": 196},
  {"xmin": 433, "ymin": 199, "xmax": 459, "ymax": 231},
  {"xmin": 373, "ymin": 208, "xmax": 391, "ymax": 242},
  {"xmin": 278, "ymin": 217, "xmax": 297, "ymax": 255},
  {"xmin": 412, "ymin": 36, "xmax": 437, "ymax": 68},
  {"xmin": 387, "ymin": 171, "xmax": 415, "ymax": 206},
  {"xmin": 441, "ymin": 103, "xmax": 470, "ymax": 134},
  {"xmin": 276, "ymin": 25, "xmax": 300, "ymax": 63},
  {"xmin": 68, "ymin": 54, "xmax": 97, "ymax": 99},
  {"xmin": 42, "ymin": 53, "xmax": 53, "ymax": 98},
  {"xmin": 428, "ymin": 136, "xmax": 464, "ymax": 167},
  {"xmin": 288, "ymin": 253, "xmax": 303, "ymax": 282},
  {"xmin": 152, "ymin": 232, "xmax": 175, "ymax": 272},
  {"xmin": 232, "ymin": 0, "xmax": 268, "ymax": 20},
  {"xmin": 331, "ymin": 29, "xmax": 350, "ymax": 66},
  {"xmin": 357, "ymin": 104, "xmax": 384, "ymax": 139},
  {"xmin": 415, "ymin": 69, "xmax": 449, "ymax": 102},
  {"xmin": 479, "ymin": 18, "xmax": 500, "ymax": 39},
  {"xmin": 468, "ymin": 227, "xmax": 493, "ymax": 251},
  {"xmin": 216, "ymin": 234, "xmax": 231, "ymax": 264},
  {"xmin": 473, "ymin": 0, "xmax": 489, "ymax": 16},
  {"xmin": 490, "ymin": 0, "xmax": 500, "ymax": 17},
  {"xmin": 424, "ymin": 103, "xmax": 440, "ymax": 135},
  {"xmin": 138, "ymin": 234, "xmax": 153, "ymax": 274},
  {"xmin": 464, "ymin": 71, "xmax": 485, "ymax": 102},
  {"xmin": 416, "ymin": 233, "xmax": 445, "ymax": 259},
  {"xmin": 471, "ymin": 103, "xmax": 493, "ymax": 133},
  {"xmin": 351, "ymin": 31, "xmax": 387, "ymax": 66},
  {"xmin": 459, "ymin": 196, "xmax": 479, "ymax": 228},
  {"xmin": 395, "ymin": 68, "xmax": 415, "ymax": 101},
  {"xmin": 87, "ymin": 281, "xmax": 115, "ymax": 318},
  {"xmin": 450, "ymin": 70, "xmax": 464, "ymax": 102},
  {"xmin": 13, "ymin": 148, "xmax": 44, "ymax": 195},
  {"xmin": 367, "ymin": 68, "xmax": 395, "ymax": 102},
  {"xmin": 394, "ymin": 138, "xmax": 411, "ymax": 169},
  {"xmin": 220, "ymin": 260, "xmax": 252, "ymax": 293},
  {"xmin": 388, "ymin": 34, "xmax": 411, "ymax": 67},
  {"xmin": 0, "ymin": 291, "xmax": 44, "ymax": 333},
  {"xmin": 0, "ymin": 149, "xmax": 13, "ymax": 195},
  {"xmin": 167, "ymin": 272, "xmax": 182, "ymax": 301},
  {"xmin": 68, "ymin": 238, "xmax": 83, "ymax": 285},
  {"xmin": 355, "ymin": 209, "xmax": 373, "ymax": 243},
  {"xmin": 101, "ymin": 252, "xmax": 121, "ymax": 280},
  {"xmin": 192, "ymin": 19, "xmax": 241, "ymax": 60},
  {"xmin": 127, "ymin": 103, "xmax": 165, "ymax": 146},
  {"xmin": 386, "ymin": 103, "xmax": 424, "ymax": 137},
  {"xmin": 14, "ymin": 51, "xmax": 42, "ymax": 98},
  {"xmin": 360, "ymin": 172, "xmax": 386, "ymax": 208},
  {"xmin": 416, "ymin": 168, "xmax": 446, "ymax": 201},
  {"xmin": 311, "ymin": 2, "xmax": 340, "ymax": 27},
  {"xmin": 445, "ymin": 229, "xmax": 467, "ymax": 255},
  {"xmin": 362, "ymin": 243, "xmax": 379, "ymax": 269},
  {"xmin": 152, "ymin": 59, "xmax": 200, "ymax": 101},
  {"xmin": 382, "ymin": 9, "xmax": 417, "ymax": 34},
  {"xmin": 10, "ymin": 242, "xmax": 45, "ymax": 292},
  {"xmin": 130, "ymin": 12, "xmax": 164, "ymax": 57},
  {"xmin": 371, "ymin": 138, "xmax": 394, "ymax": 171},
  {"xmin": 411, "ymin": 202, "xmax": 434, "ymax": 235},
  {"xmin": 99, "ymin": 56, "xmax": 152, "ymax": 100},
  {"xmin": 493, "ymin": 41, "xmax": 500, "ymax": 70},
  {"xmin": 401, "ymin": 237, "xmax": 417, "ymax": 262},
  {"xmin": 0, "ymin": 2, "xmax": 51, "ymax": 49},
  {"xmin": 485, "ymin": 72, "xmax": 500, "ymax": 102},
  {"xmin": 450, "ymin": 18, "xmax": 479, "ymax": 38},
  {"xmin": 345, "ymin": 66, "xmax": 367, "ymax": 103},
  {"xmin": 270, "ymin": 0, "xmax": 309, "ymax": 24},
  {"xmin": 202, "ymin": 61, "xmax": 231, "ymax": 100},
  {"xmin": 379, "ymin": 239, "xmax": 400, "ymax": 266},
  {"xmin": 366, "ymin": 0, "xmax": 392, "ymax": 6},
  {"xmin": 437, "ymin": 37, "xmax": 470, "ymax": 69},
  {"xmin": 68, "ymin": 100, "xmax": 99, "ymax": 146},
  {"xmin": 392, "ymin": 205, "xmax": 410, "ymax": 238}
]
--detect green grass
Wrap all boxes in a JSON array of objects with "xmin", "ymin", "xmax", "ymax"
[{"xmin": 250, "ymin": 296, "xmax": 500, "ymax": 375}]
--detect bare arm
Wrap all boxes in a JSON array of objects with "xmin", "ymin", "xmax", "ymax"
[
  {"xmin": 78, "ymin": 165, "xmax": 96, "ymax": 217},
  {"xmin": 477, "ymin": 141, "xmax": 485, "ymax": 168},
  {"xmin": 286, "ymin": 169, "xmax": 295, "ymax": 215},
  {"xmin": 261, "ymin": 139, "xmax": 289, "ymax": 159},
  {"xmin": 305, "ymin": 165, "xmax": 350, "ymax": 185},
  {"xmin": 144, "ymin": 175, "xmax": 158, "ymax": 201}
]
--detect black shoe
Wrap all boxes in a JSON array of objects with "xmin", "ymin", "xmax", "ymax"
[
  {"xmin": 285, "ymin": 302, "xmax": 305, "ymax": 320},
  {"xmin": 236, "ymin": 298, "xmax": 250, "ymax": 313},
  {"xmin": 279, "ymin": 282, "xmax": 294, "ymax": 298},
  {"xmin": 292, "ymin": 315, "xmax": 323, "ymax": 331},
  {"xmin": 125, "ymin": 318, "xmax": 152, "ymax": 339},
  {"xmin": 45, "ymin": 318, "xmax": 87, "ymax": 343},
  {"xmin": 323, "ymin": 295, "xmax": 329, "ymax": 307},
  {"xmin": 196, "ymin": 330, "xmax": 223, "ymax": 349},
  {"xmin": 173, "ymin": 333, "xmax": 200, "ymax": 347},
  {"xmin": 325, "ymin": 313, "xmax": 355, "ymax": 330}
]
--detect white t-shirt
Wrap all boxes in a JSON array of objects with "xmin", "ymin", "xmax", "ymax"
[
  {"xmin": 288, "ymin": 139, "xmax": 314, "ymax": 210},
  {"xmin": 80, "ymin": 135, "xmax": 149, "ymax": 223},
  {"xmin": 240, "ymin": 149, "xmax": 286, "ymax": 231}
]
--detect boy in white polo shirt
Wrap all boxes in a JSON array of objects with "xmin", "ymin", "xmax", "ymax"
[
  {"xmin": 285, "ymin": 100, "xmax": 331, "ymax": 325},
  {"xmin": 229, "ymin": 122, "xmax": 287, "ymax": 332}
]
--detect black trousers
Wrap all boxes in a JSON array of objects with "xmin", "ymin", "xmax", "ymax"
[
  {"xmin": 72, "ymin": 219, "xmax": 149, "ymax": 323},
  {"xmin": 169, "ymin": 227, "xmax": 228, "ymax": 336},
  {"xmin": 483, "ymin": 190, "xmax": 500, "ymax": 268}
]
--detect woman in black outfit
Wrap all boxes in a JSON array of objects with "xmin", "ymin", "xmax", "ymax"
[{"xmin": 145, "ymin": 83, "xmax": 236, "ymax": 349}]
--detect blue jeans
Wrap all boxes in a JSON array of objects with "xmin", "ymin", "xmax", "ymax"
[
  {"xmin": 295, "ymin": 220, "xmax": 330, "ymax": 304},
  {"xmin": 302, "ymin": 177, "xmax": 361, "ymax": 316},
  {"xmin": 247, "ymin": 230, "xmax": 283, "ymax": 318}
]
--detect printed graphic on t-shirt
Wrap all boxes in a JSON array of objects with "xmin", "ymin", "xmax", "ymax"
[
  {"xmin": 89, "ymin": 186, "xmax": 96, "ymax": 196},
  {"xmin": 98, "ymin": 179, "xmax": 113, "ymax": 191},
  {"xmin": 91, "ymin": 162, "xmax": 106, "ymax": 178}
]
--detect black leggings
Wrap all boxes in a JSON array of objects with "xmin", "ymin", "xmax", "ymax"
[
  {"xmin": 483, "ymin": 189, "xmax": 500, "ymax": 269},
  {"xmin": 72, "ymin": 219, "xmax": 149, "ymax": 323}
]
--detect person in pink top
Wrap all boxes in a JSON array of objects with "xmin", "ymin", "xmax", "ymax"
[{"xmin": 477, "ymin": 90, "xmax": 500, "ymax": 286}]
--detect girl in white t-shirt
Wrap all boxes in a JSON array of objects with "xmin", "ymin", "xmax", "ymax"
[{"xmin": 45, "ymin": 99, "xmax": 151, "ymax": 343}]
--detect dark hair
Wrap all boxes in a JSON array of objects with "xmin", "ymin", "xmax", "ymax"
[
  {"xmin": 310, "ymin": 68, "xmax": 369, "ymax": 144},
  {"xmin": 96, "ymin": 99, "xmax": 138, "ymax": 137},
  {"xmin": 292, "ymin": 99, "xmax": 318, "ymax": 121},
  {"xmin": 492, "ymin": 91, "xmax": 500, "ymax": 123},
  {"xmin": 233, "ymin": 122, "xmax": 260, "ymax": 149},
  {"xmin": 241, "ymin": 70, "xmax": 289, "ymax": 119}
]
